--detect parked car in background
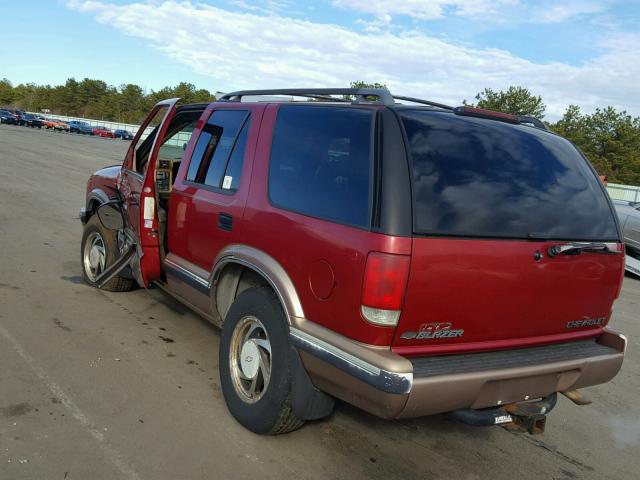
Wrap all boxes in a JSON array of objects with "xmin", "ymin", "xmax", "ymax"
[
  {"xmin": 68, "ymin": 120, "xmax": 94, "ymax": 135},
  {"xmin": 79, "ymin": 88, "xmax": 627, "ymax": 436},
  {"xmin": 21, "ymin": 113, "xmax": 44, "ymax": 128},
  {"xmin": 42, "ymin": 118, "xmax": 62, "ymax": 129},
  {"xmin": 114, "ymin": 129, "xmax": 134, "ymax": 140},
  {"xmin": 614, "ymin": 199, "xmax": 640, "ymax": 276},
  {"xmin": 0, "ymin": 109, "xmax": 19, "ymax": 124},
  {"xmin": 92, "ymin": 126, "xmax": 114, "ymax": 138},
  {"xmin": 43, "ymin": 119, "xmax": 70, "ymax": 132},
  {"xmin": 57, "ymin": 121, "xmax": 70, "ymax": 132},
  {"xmin": 3, "ymin": 108, "xmax": 26, "ymax": 125}
]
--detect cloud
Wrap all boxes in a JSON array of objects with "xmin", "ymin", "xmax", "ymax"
[
  {"xmin": 332, "ymin": 0, "xmax": 519, "ymax": 21},
  {"xmin": 534, "ymin": 0, "xmax": 610, "ymax": 23},
  {"xmin": 67, "ymin": 0, "xmax": 640, "ymax": 118},
  {"xmin": 333, "ymin": 0, "xmax": 611, "ymax": 24}
]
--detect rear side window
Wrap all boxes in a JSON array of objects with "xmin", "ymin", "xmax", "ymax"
[
  {"xmin": 268, "ymin": 105, "xmax": 373, "ymax": 228},
  {"xmin": 399, "ymin": 110, "xmax": 619, "ymax": 241},
  {"xmin": 186, "ymin": 110, "xmax": 250, "ymax": 191}
]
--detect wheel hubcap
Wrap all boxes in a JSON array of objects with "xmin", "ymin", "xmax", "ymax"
[
  {"xmin": 229, "ymin": 316, "xmax": 272, "ymax": 404},
  {"xmin": 83, "ymin": 232, "xmax": 106, "ymax": 282}
]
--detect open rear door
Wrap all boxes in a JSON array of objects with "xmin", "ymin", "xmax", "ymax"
[{"xmin": 118, "ymin": 98, "xmax": 180, "ymax": 287}]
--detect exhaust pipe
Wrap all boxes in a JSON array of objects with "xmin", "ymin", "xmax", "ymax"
[{"xmin": 561, "ymin": 389, "xmax": 592, "ymax": 406}]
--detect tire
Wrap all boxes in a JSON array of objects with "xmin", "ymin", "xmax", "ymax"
[
  {"xmin": 219, "ymin": 287, "xmax": 304, "ymax": 435},
  {"xmin": 80, "ymin": 215, "xmax": 136, "ymax": 292}
]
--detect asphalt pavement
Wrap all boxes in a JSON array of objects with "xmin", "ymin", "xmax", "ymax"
[{"xmin": 0, "ymin": 123, "xmax": 639, "ymax": 480}]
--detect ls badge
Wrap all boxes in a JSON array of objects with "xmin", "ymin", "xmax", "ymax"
[{"xmin": 400, "ymin": 322, "xmax": 465, "ymax": 340}]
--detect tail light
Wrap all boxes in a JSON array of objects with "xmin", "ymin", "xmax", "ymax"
[{"xmin": 361, "ymin": 252, "xmax": 411, "ymax": 326}]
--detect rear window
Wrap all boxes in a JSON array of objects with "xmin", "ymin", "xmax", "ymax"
[
  {"xmin": 399, "ymin": 110, "xmax": 619, "ymax": 240},
  {"xmin": 268, "ymin": 105, "xmax": 373, "ymax": 228}
]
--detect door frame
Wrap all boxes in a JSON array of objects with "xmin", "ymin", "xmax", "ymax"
[{"xmin": 118, "ymin": 98, "xmax": 180, "ymax": 286}]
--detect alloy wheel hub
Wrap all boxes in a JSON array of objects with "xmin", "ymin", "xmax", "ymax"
[
  {"xmin": 240, "ymin": 341, "xmax": 260, "ymax": 379},
  {"xmin": 229, "ymin": 315, "xmax": 272, "ymax": 403},
  {"xmin": 89, "ymin": 246, "xmax": 104, "ymax": 269}
]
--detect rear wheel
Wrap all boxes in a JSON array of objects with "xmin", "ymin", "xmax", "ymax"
[
  {"xmin": 220, "ymin": 287, "xmax": 304, "ymax": 434},
  {"xmin": 81, "ymin": 215, "xmax": 136, "ymax": 292}
]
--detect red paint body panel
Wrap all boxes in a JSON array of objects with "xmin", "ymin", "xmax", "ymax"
[
  {"xmin": 86, "ymin": 165, "xmax": 120, "ymax": 200},
  {"xmin": 241, "ymin": 105, "xmax": 410, "ymax": 346},
  {"xmin": 392, "ymin": 237, "xmax": 624, "ymax": 355},
  {"xmin": 169, "ymin": 103, "xmax": 266, "ymax": 270}
]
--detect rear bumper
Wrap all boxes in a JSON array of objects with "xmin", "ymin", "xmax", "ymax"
[{"xmin": 291, "ymin": 323, "xmax": 626, "ymax": 419}]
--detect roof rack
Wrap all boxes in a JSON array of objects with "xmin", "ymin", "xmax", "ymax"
[
  {"xmin": 219, "ymin": 88, "xmax": 456, "ymax": 110},
  {"xmin": 392, "ymin": 95, "xmax": 454, "ymax": 110},
  {"xmin": 218, "ymin": 89, "xmax": 548, "ymax": 129},
  {"xmin": 219, "ymin": 88, "xmax": 394, "ymax": 105}
]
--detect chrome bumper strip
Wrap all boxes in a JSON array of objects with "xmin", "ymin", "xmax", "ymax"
[{"xmin": 289, "ymin": 327, "xmax": 413, "ymax": 395}]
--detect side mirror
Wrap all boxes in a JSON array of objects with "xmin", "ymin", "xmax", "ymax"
[{"xmin": 97, "ymin": 202, "xmax": 125, "ymax": 231}]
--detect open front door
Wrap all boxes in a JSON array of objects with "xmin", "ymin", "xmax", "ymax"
[{"xmin": 118, "ymin": 98, "xmax": 180, "ymax": 287}]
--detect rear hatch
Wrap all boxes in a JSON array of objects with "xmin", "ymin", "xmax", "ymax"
[{"xmin": 393, "ymin": 110, "xmax": 624, "ymax": 355}]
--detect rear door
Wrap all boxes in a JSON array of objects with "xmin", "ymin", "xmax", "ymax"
[
  {"xmin": 393, "ymin": 110, "xmax": 624, "ymax": 355},
  {"xmin": 169, "ymin": 103, "xmax": 264, "ymax": 270},
  {"xmin": 118, "ymin": 98, "xmax": 179, "ymax": 286}
]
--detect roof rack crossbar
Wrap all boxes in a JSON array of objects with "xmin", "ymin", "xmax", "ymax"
[
  {"xmin": 392, "ymin": 95, "xmax": 454, "ymax": 110},
  {"xmin": 517, "ymin": 115, "xmax": 548, "ymax": 130},
  {"xmin": 291, "ymin": 93, "xmax": 350, "ymax": 103},
  {"xmin": 219, "ymin": 88, "xmax": 395, "ymax": 105}
]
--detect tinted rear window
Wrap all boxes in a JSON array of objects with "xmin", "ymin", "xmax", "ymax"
[{"xmin": 399, "ymin": 110, "xmax": 618, "ymax": 240}]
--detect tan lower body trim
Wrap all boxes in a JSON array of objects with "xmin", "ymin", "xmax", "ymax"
[
  {"xmin": 298, "ymin": 351, "xmax": 409, "ymax": 419},
  {"xmin": 399, "ymin": 350, "xmax": 623, "ymax": 418},
  {"xmin": 294, "ymin": 326, "xmax": 626, "ymax": 420}
]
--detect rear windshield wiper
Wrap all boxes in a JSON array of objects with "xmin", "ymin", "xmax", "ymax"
[{"xmin": 547, "ymin": 242, "xmax": 621, "ymax": 257}]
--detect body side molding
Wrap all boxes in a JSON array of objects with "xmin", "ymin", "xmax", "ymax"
[{"xmin": 164, "ymin": 255, "xmax": 210, "ymax": 293}]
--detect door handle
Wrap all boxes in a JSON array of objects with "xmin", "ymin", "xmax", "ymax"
[{"xmin": 218, "ymin": 213, "xmax": 233, "ymax": 231}]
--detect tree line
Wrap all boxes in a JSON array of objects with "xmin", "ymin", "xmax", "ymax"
[
  {"xmin": 1, "ymin": 77, "xmax": 638, "ymax": 185},
  {"xmin": 0, "ymin": 77, "xmax": 216, "ymax": 125}
]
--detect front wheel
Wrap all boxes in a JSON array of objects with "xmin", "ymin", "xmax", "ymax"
[
  {"xmin": 81, "ymin": 215, "xmax": 136, "ymax": 292},
  {"xmin": 219, "ymin": 287, "xmax": 304, "ymax": 434}
]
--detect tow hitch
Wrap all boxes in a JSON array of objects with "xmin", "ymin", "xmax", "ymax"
[{"xmin": 447, "ymin": 393, "xmax": 557, "ymax": 435}]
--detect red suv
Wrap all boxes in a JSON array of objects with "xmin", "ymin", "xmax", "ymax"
[{"xmin": 79, "ymin": 89, "xmax": 627, "ymax": 435}]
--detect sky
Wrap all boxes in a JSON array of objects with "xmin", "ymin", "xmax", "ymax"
[{"xmin": 1, "ymin": 0, "xmax": 639, "ymax": 119}]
